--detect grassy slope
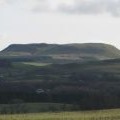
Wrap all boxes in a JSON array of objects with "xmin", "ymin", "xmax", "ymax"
[
  {"xmin": 0, "ymin": 103, "xmax": 76, "ymax": 114},
  {"xmin": 1, "ymin": 43, "xmax": 120, "ymax": 59},
  {"xmin": 22, "ymin": 62, "xmax": 51, "ymax": 66},
  {"xmin": 0, "ymin": 109, "xmax": 120, "ymax": 120},
  {"xmin": 1, "ymin": 59, "xmax": 120, "ymax": 82},
  {"xmin": 68, "ymin": 43, "xmax": 120, "ymax": 57},
  {"xmin": 1, "ymin": 60, "xmax": 120, "ymax": 110}
]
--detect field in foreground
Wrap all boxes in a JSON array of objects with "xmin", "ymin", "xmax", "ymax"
[{"xmin": 0, "ymin": 109, "xmax": 120, "ymax": 120}]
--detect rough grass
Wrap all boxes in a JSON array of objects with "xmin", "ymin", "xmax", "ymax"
[
  {"xmin": 0, "ymin": 109, "xmax": 120, "ymax": 120},
  {"xmin": 0, "ymin": 103, "xmax": 77, "ymax": 114}
]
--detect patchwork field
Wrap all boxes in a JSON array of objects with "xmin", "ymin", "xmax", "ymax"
[{"xmin": 0, "ymin": 109, "xmax": 120, "ymax": 120}]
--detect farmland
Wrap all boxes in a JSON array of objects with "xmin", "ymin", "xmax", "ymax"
[{"xmin": 0, "ymin": 109, "xmax": 120, "ymax": 120}]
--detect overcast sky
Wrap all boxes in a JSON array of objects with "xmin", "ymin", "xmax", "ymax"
[{"xmin": 1, "ymin": 0, "xmax": 120, "ymax": 50}]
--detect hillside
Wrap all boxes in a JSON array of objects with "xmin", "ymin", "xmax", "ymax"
[
  {"xmin": 0, "ymin": 59, "xmax": 120, "ymax": 109},
  {"xmin": 0, "ymin": 43, "xmax": 120, "ymax": 62},
  {"xmin": 0, "ymin": 43, "xmax": 120, "ymax": 110}
]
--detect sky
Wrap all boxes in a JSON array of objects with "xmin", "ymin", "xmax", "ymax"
[{"xmin": 1, "ymin": 0, "xmax": 120, "ymax": 50}]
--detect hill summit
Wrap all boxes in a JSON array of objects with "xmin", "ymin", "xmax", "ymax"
[{"xmin": 0, "ymin": 43, "xmax": 120, "ymax": 61}]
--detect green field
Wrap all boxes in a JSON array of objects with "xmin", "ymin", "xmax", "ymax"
[
  {"xmin": 0, "ymin": 109, "xmax": 120, "ymax": 120},
  {"xmin": 22, "ymin": 62, "xmax": 51, "ymax": 66}
]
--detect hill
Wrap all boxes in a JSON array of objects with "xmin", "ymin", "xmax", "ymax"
[
  {"xmin": 0, "ymin": 43, "xmax": 120, "ymax": 63},
  {"xmin": 1, "ymin": 43, "xmax": 120, "ymax": 110},
  {"xmin": 0, "ymin": 59, "xmax": 120, "ymax": 109}
]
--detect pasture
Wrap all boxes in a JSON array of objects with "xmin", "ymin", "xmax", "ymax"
[{"xmin": 0, "ymin": 109, "xmax": 120, "ymax": 120}]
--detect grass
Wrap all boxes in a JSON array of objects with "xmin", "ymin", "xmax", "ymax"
[
  {"xmin": 22, "ymin": 62, "xmax": 51, "ymax": 66},
  {"xmin": 0, "ymin": 109, "xmax": 120, "ymax": 120},
  {"xmin": 0, "ymin": 103, "xmax": 77, "ymax": 114}
]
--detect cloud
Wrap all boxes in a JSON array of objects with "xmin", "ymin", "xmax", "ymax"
[
  {"xmin": 30, "ymin": 0, "xmax": 120, "ymax": 17},
  {"xmin": 58, "ymin": 0, "xmax": 120, "ymax": 16},
  {"xmin": 31, "ymin": 0, "xmax": 75, "ymax": 13},
  {"xmin": 2, "ymin": 0, "xmax": 120, "ymax": 16},
  {"xmin": 0, "ymin": 0, "xmax": 7, "ymax": 6},
  {"xmin": 31, "ymin": 0, "xmax": 51, "ymax": 12}
]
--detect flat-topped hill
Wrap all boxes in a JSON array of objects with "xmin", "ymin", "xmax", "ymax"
[{"xmin": 1, "ymin": 43, "xmax": 120, "ymax": 62}]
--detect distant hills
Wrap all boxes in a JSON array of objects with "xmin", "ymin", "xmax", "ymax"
[{"xmin": 0, "ymin": 43, "xmax": 120, "ymax": 62}]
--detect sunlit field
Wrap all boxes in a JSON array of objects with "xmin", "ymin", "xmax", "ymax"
[
  {"xmin": 22, "ymin": 62, "xmax": 50, "ymax": 66},
  {"xmin": 0, "ymin": 109, "xmax": 120, "ymax": 120}
]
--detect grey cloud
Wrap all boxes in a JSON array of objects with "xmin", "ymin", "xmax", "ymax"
[
  {"xmin": 1, "ymin": 0, "xmax": 15, "ymax": 4},
  {"xmin": 3, "ymin": 0, "xmax": 51, "ymax": 12},
  {"xmin": 2, "ymin": 0, "xmax": 120, "ymax": 16},
  {"xmin": 58, "ymin": 0, "xmax": 120, "ymax": 16},
  {"xmin": 32, "ymin": 0, "xmax": 50, "ymax": 12},
  {"xmin": 0, "ymin": 0, "xmax": 21, "ymax": 7}
]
